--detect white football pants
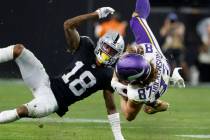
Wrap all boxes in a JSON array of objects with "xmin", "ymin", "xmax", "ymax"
[{"xmin": 15, "ymin": 47, "xmax": 58, "ymax": 118}]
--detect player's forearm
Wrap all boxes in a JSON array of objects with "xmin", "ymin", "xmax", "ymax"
[
  {"xmin": 64, "ymin": 12, "xmax": 99, "ymax": 30},
  {"xmin": 120, "ymin": 97, "xmax": 134, "ymax": 121},
  {"xmin": 106, "ymin": 103, "xmax": 118, "ymax": 115},
  {"xmin": 121, "ymin": 97, "xmax": 143, "ymax": 121},
  {"xmin": 103, "ymin": 90, "xmax": 118, "ymax": 115}
]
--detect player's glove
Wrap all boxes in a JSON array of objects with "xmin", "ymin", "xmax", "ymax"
[
  {"xmin": 111, "ymin": 80, "xmax": 127, "ymax": 97},
  {"xmin": 170, "ymin": 67, "xmax": 185, "ymax": 88},
  {"xmin": 96, "ymin": 7, "xmax": 115, "ymax": 19}
]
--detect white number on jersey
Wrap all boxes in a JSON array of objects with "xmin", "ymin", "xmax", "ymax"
[{"xmin": 62, "ymin": 61, "xmax": 96, "ymax": 96}]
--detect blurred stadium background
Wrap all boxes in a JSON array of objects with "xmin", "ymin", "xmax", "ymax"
[
  {"xmin": 0, "ymin": 0, "xmax": 210, "ymax": 83},
  {"xmin": 0, "ymin": 0, "xmax": 210, "ymax": 140}
]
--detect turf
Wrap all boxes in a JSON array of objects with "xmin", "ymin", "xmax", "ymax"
[{"xmin": 0, "ymin": 80, "xmax": 210, "ymax": 140}]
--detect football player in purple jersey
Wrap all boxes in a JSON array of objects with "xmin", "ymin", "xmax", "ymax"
[{"xmin": 111, "ymin": 0, "xmax": 185, "ymax": 121}]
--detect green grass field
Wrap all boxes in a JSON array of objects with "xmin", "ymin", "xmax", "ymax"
[{"xmin": 0, "ymin": 80, "xmax": 210, "ymax": 140}]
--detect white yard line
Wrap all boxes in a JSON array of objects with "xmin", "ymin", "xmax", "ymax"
[
  {"xmin": 176, "ymin": 135, "xmax": 210, "ymax": 139},
  {"xmin": 18, "ymin": 117, "xmax": 210, "ymax": 130},
  {"xmin": 20, "ymin": 117, "xmax": 109, "ymax": 123}
]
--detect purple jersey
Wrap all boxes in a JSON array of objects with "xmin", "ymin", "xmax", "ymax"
[
  {"xmin": 127, "ymin": 43, "xmax": 171, "ymax": 104},
  {"xmin": 126, "ymin": 0, "xmax": 170, "ymax": 103}
]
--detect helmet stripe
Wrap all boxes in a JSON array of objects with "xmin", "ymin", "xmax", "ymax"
[
  {"xmin": 113, "ymin": 34, "xmax": 120, "ymax": 44},
  {"xmin": 127, "ymin": 69, "xmax": 145, "ymax": 81}
]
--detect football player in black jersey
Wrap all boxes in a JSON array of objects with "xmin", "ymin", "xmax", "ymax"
[{"xmin": 0, "ymin": 7, "xmax": 125, "ymax": 140}]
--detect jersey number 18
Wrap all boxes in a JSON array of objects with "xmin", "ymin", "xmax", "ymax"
[{"xmin": 62, "ymin": 61, "xmax": 96, "ymax": 96}]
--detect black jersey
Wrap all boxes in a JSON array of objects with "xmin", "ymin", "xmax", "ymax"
[{"xmin": 50, "ymin": 36, "xmax": 114, "ymax": 117}]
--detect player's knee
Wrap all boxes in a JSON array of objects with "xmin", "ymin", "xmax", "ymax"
[
  {"xmin": 26, "ymin": 103, "xmax": 54, "ymax": 118},
  {"xmin": 13, "ymin": 44, "xmax": 25, "ymax": 58},
  {"xmin": 16, "ymin": 105, "xmax": 29, "ymax": 118}
]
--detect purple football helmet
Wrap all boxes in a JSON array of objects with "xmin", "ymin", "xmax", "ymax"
[{"xmin": 115, "ymin": 53, "xmax": 151, "ymax": 82}]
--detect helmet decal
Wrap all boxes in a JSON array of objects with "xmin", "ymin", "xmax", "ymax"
[
  {"xmin": 128, "ymin": 69, "xmax": 145, "ymax": 81},
  {"xmin": 113, "ymin": 34, "xmax": 120, "ymax": 44}
]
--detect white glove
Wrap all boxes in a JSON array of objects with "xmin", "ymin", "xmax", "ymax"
[
  {"xmin": 111, "ymin": 80, "xmax": 127, "ymax": 97},
  {"xmin": 96, "ymin": 7, "xmax": 115, "ymax": 19},
  {"xmin": 170, "ymin": 67, "xmax": 185, "ymax": 88}
]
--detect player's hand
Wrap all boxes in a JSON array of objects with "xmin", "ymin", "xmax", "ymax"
[
  {"xmin": 170, "ymin": 67, "xmax": 185, "ymax": 88},
  {"xmin": 111, "ymin": 80, "xmax": 127, "ymax": 97},
  {"xmin": 144, "ymin": 101, "xmax": 169, "ymax": 114},
  {"xmin": 96, "ymin": 7, "xmax": 115, "ymax": 19},
  {"xmin": 113, "ymin": 84, "xmax": 127, "ymax": 97}
]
